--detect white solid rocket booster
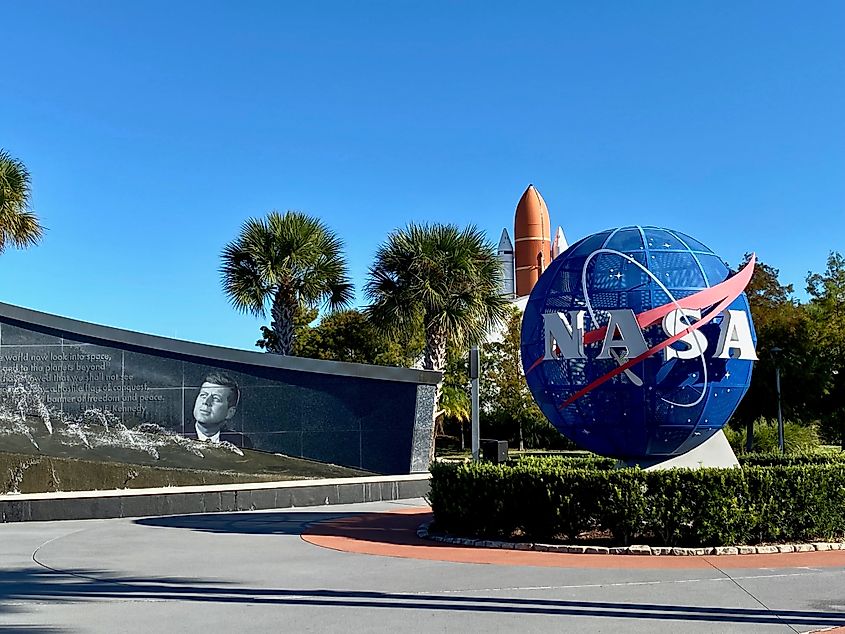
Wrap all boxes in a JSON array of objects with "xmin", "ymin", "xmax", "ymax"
[
  {"xmin": 552, "ymin": 226, "xmax": 568, "ymax": 260},
  {"xmin": 497, "ymin": 228, "xmax": 515, "ymax": 297}
]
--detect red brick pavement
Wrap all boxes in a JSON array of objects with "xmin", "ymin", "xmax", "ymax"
[{"xmin": 302, "ymin": 507, "xmax": 845, "ymax": 570}]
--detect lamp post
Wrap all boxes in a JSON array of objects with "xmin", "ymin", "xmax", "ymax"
[
  {"xmin": 833, "ymin": 369, "xmax": 843, "ymax": 451},
  {"xmin": 469, "ymin": 346, "xmax": 480, "ymax": 461},
  {"xmin": 771, "ymin": 346, "xmax": 784, "ymax": 454}
]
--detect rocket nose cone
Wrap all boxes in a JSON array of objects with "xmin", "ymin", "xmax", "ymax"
[
  {"xmin": 514, "ymin": 184, "xmax": 550, "ymax": 238},
  {"xmin": 516, "ymin": 184, "xmax": 543, "ymax": 209},
  {"xmin": 498, "ymin": 228, "xmax": 514, "ymax": 252}
]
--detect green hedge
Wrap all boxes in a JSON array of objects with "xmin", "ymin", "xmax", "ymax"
[
  {"xmin": 512, "ymin": 454, "xmax": 616, "ymax": 470},
  {"xmin": 429, "ymin": 459, "xmax": 845, "ymax": 546},
  {"xmin": 738, "ymin": 452, "xmax": 845, "ymax": 467},
  {"xmin": 504, "ymin": 451, "xmax": 845, "ymax": 469}
]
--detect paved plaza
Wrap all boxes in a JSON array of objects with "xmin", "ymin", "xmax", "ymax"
[{"xmin": 1, "ymin": 499, "xmax": 844, "ymax": 633}]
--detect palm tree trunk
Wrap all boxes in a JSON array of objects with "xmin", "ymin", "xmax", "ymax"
[
  {"xmin": 423, "ymin": 322, "xmax": 448, "ymax": 462},
  {"xmin": 270, "ymin": 291, "xmax": 296, "ymax": 355}
]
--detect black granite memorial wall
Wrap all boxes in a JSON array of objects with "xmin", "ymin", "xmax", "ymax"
[{"xmin": 0, "ymin": 302, "xmax": 440, "ymax": 474}]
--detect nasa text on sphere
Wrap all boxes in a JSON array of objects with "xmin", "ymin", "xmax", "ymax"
[{"xmin": 520, "ymin": 226, "xmax": 757, "ymax": 460}]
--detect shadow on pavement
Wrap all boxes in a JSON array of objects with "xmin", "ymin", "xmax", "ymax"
[
  {"xmin": 0, "ymin": 565, "xmax": 844, "ymax": 628},
  {"xmin": 134, "ymin": 510, "xmax": 354, "ymax": 535},
  {"xmin": 135, "ymin": 509, "xmax": 430, "ymax": 546}
]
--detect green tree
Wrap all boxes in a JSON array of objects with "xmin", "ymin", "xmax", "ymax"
[
  {"xmin": 366, "ymin": 223, "xmax": 510, "ymax": 454},
  {"xmin": 733, "ymin": 255, "xmax": 819, "ymax": 429},
  {"xmin": 256, "ymin": 306, "xmax": 318, "ymax": 352},
  {"xmin": 221, "ymin": 211, "xmax": 353, "ymax": 355},
  {"xmin": 805, "ymin": 252, "xmax": 845, "ymax": 442},
  {"xmin": 0, "ymin": 149, "xmax": 44, "ymax": 253},
  {"xmin": 806, "ymin": 252, "xmax": 845, "ymax": 345},
  {"xmin": 481, "ymin": 307, "xmax": 572, "ymax": 450},
  {"xmin": 293, "ymin": 308, "xmax": 423, "ymax": 367},
  {"xmin": 436, "ymin": 352, "xmax": 472, "ymax": 449},
  {"xmin": 743, "ymin": 254, "xmax": 795, "ymax": 318},
  {"xmin": 438, "ymin": 386, "xmax": 471, "ymax": 449}
]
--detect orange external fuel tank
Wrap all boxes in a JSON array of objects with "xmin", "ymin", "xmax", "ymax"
[{"xmin": 514, "ymin": 184, "xmax": 552, "ymax": 297}]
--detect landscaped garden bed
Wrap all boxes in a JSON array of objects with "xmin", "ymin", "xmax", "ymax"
[{"xmin": 428, "ymin": 453, "xmax": 845, "ymax": 548}]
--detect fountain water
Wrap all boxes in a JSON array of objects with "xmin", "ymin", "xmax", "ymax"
[{"xmin": 0, "ymin": 370, "xmax": 244, "ymax": 464}]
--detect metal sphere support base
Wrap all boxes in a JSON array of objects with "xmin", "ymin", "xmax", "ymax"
[{"xmin": 620, "ymin": 430, "xmax": 740, "ymax": 470}]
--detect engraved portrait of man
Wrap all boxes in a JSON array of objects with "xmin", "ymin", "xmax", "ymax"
[{"xmin": 192, "ymin": 372, "xmax": 240, "ymax": 442}]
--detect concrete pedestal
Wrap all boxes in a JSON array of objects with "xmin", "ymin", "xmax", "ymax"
[{"xmin": 623, "ymin": 430, "xmax": 740, "ymax": 470}]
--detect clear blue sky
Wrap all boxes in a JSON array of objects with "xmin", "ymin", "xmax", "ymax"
[{"xmin": 2, "ymin": 1, "xmax": 843, "ymax": 350}]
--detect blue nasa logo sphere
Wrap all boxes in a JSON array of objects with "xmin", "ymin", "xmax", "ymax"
[{"xmin": 520, "ymin": 226, "xmax": 756, "ymax": 460}]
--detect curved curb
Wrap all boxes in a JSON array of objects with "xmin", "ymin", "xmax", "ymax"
[
  {"xmin": 417, "ymin": 522, "xmax": 845, "ymax": 556},
  {"xmin": 0, "ymin": 474, "xmax": 430, "ymax": 522}
]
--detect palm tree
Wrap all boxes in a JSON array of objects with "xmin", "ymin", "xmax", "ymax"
[
  {"xmin": 220, "ymin": 211, "xmax": 353, "ymax": 355},
  {"xmin": 438, "ymin": 384, "xmax": 471, "ymax": 450},
  {"xmin": 366, "ymin": 223, "xmax": 510, "ymax": 453},
  {"xmin": 0, "ymin": 149, "xmax": 44, "ymax": 253}
]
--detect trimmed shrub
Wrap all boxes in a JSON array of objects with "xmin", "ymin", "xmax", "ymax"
[
  {"xmin": 513, "ymin": 454, "xmax": 616, "ymax": 470},
  {"xmin": 508, "ymin": 450, "xmax": 845, "ymax": 469},
  {"xmin": 429, "ymin": 458, "xmax": 845, "ymax": 547},
  {"xmin": 738, "ymin": 452, "xmax": 845, "ymax": 467}
]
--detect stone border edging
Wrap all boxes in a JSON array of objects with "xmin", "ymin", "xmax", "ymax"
[
  {"xmin": 0, "ymin": 473, "xmax": 431, "ymax": 523},
  {"xmin": 416, "ymin": 522, "xmax": 845, "ymax": 556}
]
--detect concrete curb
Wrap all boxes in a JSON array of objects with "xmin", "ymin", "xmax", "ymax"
[
  {"xmin": 417, "ymin": 522, "xmax": 845, "ymax": 556},
  {"xmin": 0, "ymin": 474, "xmax": 430, "ymax": 522}
]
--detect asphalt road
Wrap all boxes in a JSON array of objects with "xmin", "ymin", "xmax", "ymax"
[{"xmin": 1, "ymin": 499, "xmax": 843, "ymax": 633}]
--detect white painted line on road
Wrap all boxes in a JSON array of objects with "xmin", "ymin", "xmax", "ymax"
[{"xmin": 417, "ymin": 570, "xmax": 842, "ymax": 595}]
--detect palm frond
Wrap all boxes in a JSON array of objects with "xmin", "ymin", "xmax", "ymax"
[
  {"xmin": 220, "ymin": 210, "xmax": 353, "ymax": 346},
  {"xmin": 366, "ymin": 222, "xmax": 509, "ymax": 363},
  {"xmin": 0, "ymin": 149, "xmax": 44, "ymax": 254}
]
